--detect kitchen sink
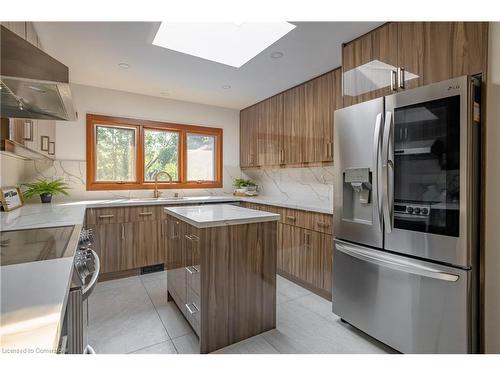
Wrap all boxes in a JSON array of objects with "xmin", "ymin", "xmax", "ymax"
[{"xmin": 127, "ymin": 197, "xmax": 188, "ymax": 202}]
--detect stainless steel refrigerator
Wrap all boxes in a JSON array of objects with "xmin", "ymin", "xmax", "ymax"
[{"xmin": 332, "ymin": 75, "xmax": 481, "ymax": 353}]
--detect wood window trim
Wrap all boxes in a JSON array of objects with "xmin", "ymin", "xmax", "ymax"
[{"xmin": 86, "ymin": 114, "xmax": 223, "ymax": 191}]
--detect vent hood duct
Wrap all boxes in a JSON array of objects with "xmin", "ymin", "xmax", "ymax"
[{"xmin": 0, "ymin": 25, "xmax": 77, "ymax": 121}]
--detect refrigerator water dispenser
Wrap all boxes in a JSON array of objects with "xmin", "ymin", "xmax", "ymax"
[{"xmin": 342, "ymin": 167, "xmax": 372, "ymax": 222}]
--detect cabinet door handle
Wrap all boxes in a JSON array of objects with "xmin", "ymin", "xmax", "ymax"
[
  {"xmin": 398, "ymin": 67, "xmax": 405, "ymax": 89},
  {"xmin": 121, "ymin": 224, "xmax": 125, "ymax": 240},
  {"xmin": 304, "ymin": 232, "xmax": 311, "ymax": 246},
  {"xmin": 99, "ymin": 214, "xmax": 114, "ymax": 219},
  {"xmin": 390, "ymin": 70, "xmax": 397, "ymax": 91},
  {"xmin": 185, "ymin": 234, "xmax": 199, "ymax": 242},
  {"xmin": 139, "ymin": 212, "xmax": 153, "ymax": 216},
  {"xmin": 285, "ymin": 215, "xmax": 296, "ymax": 222},
  {"xmin": 316, "ymin": 221, "xmax": 330, "ymax": 228},
  {"xmin": 185, "ymin": 266, "xmax": 199, "ymax": 274},
  {"xmin": 185, "ymin": 303, "xmax": 199, "ymax": 315}
]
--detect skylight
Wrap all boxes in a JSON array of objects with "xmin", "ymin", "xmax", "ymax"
[{"xmin": 152, "ymin": 22, "xmax": 296, "ymax": 68}]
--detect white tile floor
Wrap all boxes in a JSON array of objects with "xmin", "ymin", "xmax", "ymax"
[{"xmin": 88, "ymin": 271, "xmax": 395, "ymax": 354}]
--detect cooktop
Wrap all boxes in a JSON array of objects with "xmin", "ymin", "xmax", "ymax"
[{"xmin": 0, "ymin": 226, "xmax": 76, "ymax": 267}]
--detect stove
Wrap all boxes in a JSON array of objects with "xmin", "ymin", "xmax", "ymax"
[{"xmin": 0, "ymin": 226, "xmax": 76, "ymax": 266}]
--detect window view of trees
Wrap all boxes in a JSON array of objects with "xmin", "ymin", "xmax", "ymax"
[
  {"xmin": 144, "ymin": 129, "xmax": 179, "ymax": 181},
  {"xmin": 95, "ymin": 125, "xmax": 136, "ymax": 181},
  {"xmin": 187, "ymin": 133, "xmax": 215, "ymax": 181},
  {"xmin": 87, "ymin": 114, "xmax": 222, "ymax": 190}
]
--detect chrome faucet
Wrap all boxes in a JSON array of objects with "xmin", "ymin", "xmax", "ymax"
[{"xmin": 153, "ymin": 171, "xmax": 173, "ymax": 198}]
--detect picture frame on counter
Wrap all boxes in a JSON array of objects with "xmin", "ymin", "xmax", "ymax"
[
  {"xmin": 41, "ymin": 135, "xmax": 50, "ymax": 151},
  {"xmin": 48, "ymin": 141, "xmax": 55, "ymax": 155},
  {"xmin": 0, "ymin": 186, "xmax": 24, "ymax": 212}
]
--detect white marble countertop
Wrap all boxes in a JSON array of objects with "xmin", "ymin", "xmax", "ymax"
[
  {"xmin": 0, "ymin": 225, "xmax": 80, "ymax": 353},
  {"xmin": 242, "ymin": 196, "xmax": 333, "ymax": 215},
  {"xmin": 0, "ymin": 203, "xmax": 86, "ymax": 231},
  {"xmin": 0, "ymin": 196, "xmax": 331, "ymax": 232},
  {"xmin": 164, "ymin": 204, "xmax": 280, "ymax": 228}
]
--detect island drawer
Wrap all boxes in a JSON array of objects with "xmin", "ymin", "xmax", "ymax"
[
  {"xmin": 185, "ymin": 287, "xmax": 201, "ymax": 336},
  {"xmin": 186, "ymin": 264, "xmax": 201, "ymax": 296}
]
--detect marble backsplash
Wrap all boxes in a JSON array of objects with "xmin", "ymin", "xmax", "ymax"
[
  {"xmin": 11, "ymin": 158, "xmax": 334, "ymax": 208},
  {"xmin": 242, "ymin": 166, "xmax": 334, "ymax": 208},
  {"xmin": 20, "ymin": 159, "xmax": 243, "ymax": 202}
]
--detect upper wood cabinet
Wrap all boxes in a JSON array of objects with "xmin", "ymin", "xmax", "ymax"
[
  {"xmin": 342, "ymin": 22, "xmax": 489, "ymax": 106},
  {"xmin": 342, "ymin": 23, "xmax": 399, "ymax": 107},
  {"xmin": 398, "ymin": 22, "xmax": 488, "ymax": 89},
  {"xmin": 239, "ymin": 104, "xmax": 258, "ymax": 168},
  {"xmin": 240, "ymin": 68, "xmax": 341, "ymax": 168},
  {"xmin": 257, "ymin": 93, "xmax": 283, "ymax": 166}
]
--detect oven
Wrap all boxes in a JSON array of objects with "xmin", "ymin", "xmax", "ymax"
[{"xmin": 60, "ymin": 228, "xmax": 100, "ymax": 354}]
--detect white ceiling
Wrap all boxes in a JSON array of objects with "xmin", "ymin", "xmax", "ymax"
[{"xmin": 34, "ymin": 22, "xmax": 382, "ymax": 110}]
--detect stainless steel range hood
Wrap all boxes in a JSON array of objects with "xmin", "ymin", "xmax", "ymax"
[{"xmin": 1, "ymin": 25, "xmax": 77, "ymax": 121}]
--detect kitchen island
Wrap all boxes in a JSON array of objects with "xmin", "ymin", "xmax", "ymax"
[{"xmin": 164, "ymin": 204, "xmax": 280, "ymax": 353}]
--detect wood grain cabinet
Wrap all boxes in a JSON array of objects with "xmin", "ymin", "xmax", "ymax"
[
  {"xmin": 240, "ymin": 202, "xmax": 333, "ymax": 299},
  {"xmin": 239, "ymin": 105, "xmax": 259, "ymax": 168},
  {"xmin": 240, "ymin": 68, "xmax": 341, "ymax": 168},
  {"xmin": 86, "ymin": 205, "xmax": 168, "ymax": 278},
  {"xmin": 342, "ymin": 23, "xmax": 399, "ymax": 107},
  {"xmin": 342, "ymin": 22, "xmax": 488, "ymax": 106},
  {"xmin": 166, "ymin": 213, "xmax": 277, "ymax": 353},
  {"xmin": 257, "ymin": 93, "xmax": 283, "ymax": 166}
]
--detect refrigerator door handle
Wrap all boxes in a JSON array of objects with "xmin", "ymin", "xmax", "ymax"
[
  {"xmin": 382, "ymin": 111, "xmax": 393, "ymax": 233},
  {"xmin": 335, "ymin": 241, "xmax": 459, "ymax": 282},
  {"xmin": 373, "ymin": 113, "xmax": 383, "ymax": 231}
]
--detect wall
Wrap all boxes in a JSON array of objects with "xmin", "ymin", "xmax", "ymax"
[
  {"xmin": 485, "ymin": 22, "xmax": 500, "ymax": 353},
  {"xmin": 0, "ymin": 154, "xmax": 29, "ymax": 187},
  {"xmin": 243, "ymin": 166, "xmax": 334, "ymax": 209},
  {"xmin": 17, "ymin": 83, "xmax": 242, "ymax": 201}
]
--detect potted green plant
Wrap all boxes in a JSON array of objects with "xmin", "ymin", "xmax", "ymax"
[
  {"xmin": 23, "ymin": 179, "xmax": 70, "ymax": 203},
  {"xmin": 233, "ymin": 178, "xmax": 257, "ymax": 195}
]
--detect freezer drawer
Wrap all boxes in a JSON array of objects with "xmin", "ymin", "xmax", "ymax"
[{"xmin": 332, "ymin": 239, "xmax": 474, "ymax": 353}]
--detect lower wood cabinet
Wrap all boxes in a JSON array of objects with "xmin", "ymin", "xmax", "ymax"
[
  {"xmin": 86, "ymin": 205, "xmax": 167, "ymax": 277},
  {"xmin": 280, "ymin": 223, "xmax": 332, "ymax": 297},
  {"xmin": 88, "ymin": 222, "xmax": 135, "ymax": 274},
  {"xmin": 242, "ymin": 202, "xmax": 333, "ymax": 299}
]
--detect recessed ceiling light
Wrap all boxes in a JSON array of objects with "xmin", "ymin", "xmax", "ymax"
[
  {"xmin": 271, "ymin": 51, "xmax": 284, "ymax": 59},
  {"xmin": 222, "ymin": 85, "xmax": 231, "ymax": 90},
  {"xmin": 118, "ymin": 63, "xmax": 130, "ymax": 69},
  {"xmin": 152, "ymin": 22, "xmax": 296, "ymax": 68}
]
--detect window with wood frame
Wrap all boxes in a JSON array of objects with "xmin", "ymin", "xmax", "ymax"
[{"xmin": 86, "ymin": 114, "xmax": 223, "ymax": 190}]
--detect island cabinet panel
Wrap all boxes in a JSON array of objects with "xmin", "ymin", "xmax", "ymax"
[
  {"xmin": 200, "ymin": 221, "xmax": 276, "ymax": 353},
  {"xmin": 165, "ymin": 213, "xmax": 277, "ymax": 353}
]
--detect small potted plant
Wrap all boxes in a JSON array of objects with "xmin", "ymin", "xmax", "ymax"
[
  {"xmin": 233, "ymin": 178, "xmax": 258, "ymax": 196},
  {"xmin": 23, "ymin": 178, "xmax": 70, "ymax": 203}
]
